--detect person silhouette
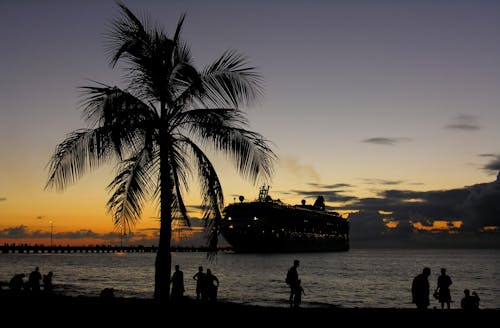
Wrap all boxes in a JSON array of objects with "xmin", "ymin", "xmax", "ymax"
[
  {"xmin": 205, "ymin": 269, "xmax": 219, "ymax": 302},
  {"xmin": 9, "ymin": 273, "xmax": 25, "ymax": 294},
  {"xmin": 292, "ymin": 279, "xmax": 305, "ymax": 308},
  {"xmin": 461, "ymin": 289, "xmax": 480, "ymax": 310},
  {"xmin": 43, "ymin": 271, "xmax": 54, "ymax": 294},
  {"xmin": 193, "ymin": 266, "xmax": 206, "ymax": 300},
  {"xmin": 436, "ymin": 268, "xmax": 452, "ymax": 309},
  {"xmin": 170, "ymin": 264, "xmax": 185, "ymax": 302},
  {"xmin": 412, "ymin": 267, "xmax": 431, "ymax": 310},
  {"xmin": 286, "ymin": 260, "xmax": 300, "ymax": 307},
  {"xmin": 28, "ymin": 267, "xmax": 42, "ymax": 293}
]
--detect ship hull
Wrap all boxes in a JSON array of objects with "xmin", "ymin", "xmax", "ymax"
[{"xmin": 221, "ymin": 202, "xmax": 349, "ymax": 253}]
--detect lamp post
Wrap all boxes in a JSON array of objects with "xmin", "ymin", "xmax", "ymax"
[{"xmin": 49, "ymin": 220, "xmax": 53, "ymax": 247}]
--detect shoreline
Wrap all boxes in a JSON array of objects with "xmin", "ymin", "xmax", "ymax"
[{"xmin": 1, "ymin": 292, "xmax": 497, "ymax": 325}]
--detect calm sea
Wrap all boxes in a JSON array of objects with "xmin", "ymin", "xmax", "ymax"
[{"xmin": 0, "ymin": 249, "xmax": 498, "ymax": 309}]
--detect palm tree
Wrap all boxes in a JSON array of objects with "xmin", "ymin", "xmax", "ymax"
[{"xmin": 46, "ymin": 3, "xmax": 275, "ymax": 301}]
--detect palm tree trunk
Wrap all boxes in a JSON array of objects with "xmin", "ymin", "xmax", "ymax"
[{"xmin": 154, "ymin": 113, "xmax": 173, "ymax": 301}]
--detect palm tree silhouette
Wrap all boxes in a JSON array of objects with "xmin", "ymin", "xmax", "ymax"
[{"xmin": 45, "ymin": 2, "xmax": 275, "ymax": 301}]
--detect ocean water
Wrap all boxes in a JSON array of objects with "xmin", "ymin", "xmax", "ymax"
[{"xmin": 0, "ymin": 249, "xmax": 498, "ymax": 309}]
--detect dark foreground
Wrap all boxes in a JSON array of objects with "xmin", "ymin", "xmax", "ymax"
[{"xmin": 0, "ymin": 293, "xmax": 497, "ymax": 326}]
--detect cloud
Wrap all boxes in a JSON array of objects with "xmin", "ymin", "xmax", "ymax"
[
  {"xmin": 481, "ymin": 154, "xmax": 500, "ymax": 171},
  {"xmin": 0, "ymin": 226, "xmax": 136, "ymax": 240},
  {"xmin": 290, "ymin": 189, "xmax": 358, "ymax": 204},
  {"xmin": 281, "ymin": 155, "xmax": 320, "ymax": 182},
  {"xmin": 460, "ymin": 175, "xmax": 500, "ymax": 229},
  {"xmin": 446, "ymin": 124, "xmax": 480, "ymax": 130},
  {"xmin": 342, "ymin": 178, "xmax": 500, "ymax": 248},
  {"xmin": 445, "ymin": 114, "xmax": 480, "ymax": 131},
  {"xmin": 361, "ymin": 178, "xmax": 404, "ymax": 186},
  {"xmin": 0, "ymin": 197, "xmax": 6, "ymax": 201},
  {"xmin": 307, "ymin": 182, "xmax": 353, "ymax": 189},
  {"xmin": 293, "ymin": 183, "xmax": 357, "ymax": 204},
  {"xmin": 0, "ymin": 225, "xmax": 31, "ymax": 238},
  {"xmin": 343, "ymin": 188, "xmax": 470, "ymax": 222},
  {"xmin": 361, "ymin": 137, "xmax": 411, "ymax": 146}
]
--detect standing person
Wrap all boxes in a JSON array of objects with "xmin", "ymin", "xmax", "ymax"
[
  {"xmin": 28, "ymin": 267, "xmax": 42, "ymax": 293},
  {"xmin": 412, "ymin": 267, "xmax": 431, "ymax": 310},
  {"xmin": 43, "ymin": 271, "xmax": 54, "ymax": 294},
  {"xmin": 436, "ymin": 268, "xmax": 452, "ymax": 309},
  {"xmin": 170, "ymin": 265, "xmax": 185, "ymax": 302},
  {"xmin": 286, "ymin": 260, "xmax": 300, "ymax": 307},
  {"xmin": 193, "ymin": 266, "xmax": 206, "ymax": 300},
  {"xmin": 205, "ymin": 269, "xmax": 219, "ymax": 302},
  {"xmin": 293, "ymin": 279, "xmax": 305, "ymax": 308}
]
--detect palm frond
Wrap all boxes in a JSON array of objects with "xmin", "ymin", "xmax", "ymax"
[
  {"xmin": 201, "ymin": 50, "xmax": 264, "ymax": 108},
  {"xmin": 107, "ymin": 1, "xmax": 150, "ymax": 68},
  {"xmin": 80, "ymin": 84, "xmax": 158, "ymax": 125},
  {"xmin": 170, "ymin": 141, "xmax": 192, "ymax": 226},
  {"xmin": 107, "ymin": 3, "xmax": 178, "ymax": 102},
  {"xmin": 185, "ymin": 108, "xmax": 276, "ymax": 183},
  {"xmin": 79, "ymin": 85, "xmax": 158, "ymax": 157},
  {"xmin": 175, "ymin": 41, "xmax": 193, "ymax": 66},
  {"xmin": 172, "ymin": 13, "xmax": 186, "ymax": 45},
  {"xmin": 45, "ymin": 128, "xmax": 116, "ymax": 191},
  {"xmin": 183, "ymin": 138, "xmax": 224, "ymax": 252},
  {"xmin": 170, "ymin": 62, "xmax": 202, "ymax": 110},
  {"xmin": 107, "ymin": 147, "xmax": 156, "ymax": 231},
  {"xmin": 182, "ymin": 107, "xmax": 247, "ymax": 130}
]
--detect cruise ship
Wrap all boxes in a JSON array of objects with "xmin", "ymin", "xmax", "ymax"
[{"xmin": 220, "ymin": 186, "xmax": 349, "ymax": 252}]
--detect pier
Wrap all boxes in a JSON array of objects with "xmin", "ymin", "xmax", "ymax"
[{"xmin": 0, "ymin": 244, "xmax": 229, "ymax": 254}]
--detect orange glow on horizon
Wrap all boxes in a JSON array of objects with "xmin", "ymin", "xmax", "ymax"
[
  {"xmin": 382, "ymin": 218, "xmax": 399, "ymax": 228},
  {"xmin": 401, "ymin": 198, "xmax": 425, "ymax": 203},
  {"xmin": 480, "ymin": 226, "xmax": 499, "ymax": 232},
  {"xmin": 412, "ymin": 220, "xmax": 463, "ymax": 231},
  {"xmin": 379, "ymin": 210, "xmax": 393, "ymax": 215}
]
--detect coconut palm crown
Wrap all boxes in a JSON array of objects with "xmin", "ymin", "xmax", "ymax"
[{"xmin": 46, "ymin": 2, "xmax": 275, "ymax": 301}]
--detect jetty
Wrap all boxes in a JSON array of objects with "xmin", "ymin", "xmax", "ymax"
[{"xmin": 0, "ymin": 244, "xmax": 230, "ymax": 254}]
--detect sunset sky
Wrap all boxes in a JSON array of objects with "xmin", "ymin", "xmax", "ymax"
[{"xmin": 1, "ymin": 0, "xmax": 499, "ymax": 247}]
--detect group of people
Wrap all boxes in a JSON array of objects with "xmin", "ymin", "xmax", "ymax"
[
  {"xmin": 412, "ymin": 267, "xmax": 480, "ymax": 310},
  {"xmin": 8, "ymin": 266, "xmax": 54, "ymax": 294},
  {"xmin": 5, "ymin": 263, "xmax": 483, "ymax": 310},
  {"xmin": 286, "ymin": 261, "xmax": 481, "ymax": 310},
  {"xmin": 170, "ymin": 265, "xmax": 220, "ymax": 302}
]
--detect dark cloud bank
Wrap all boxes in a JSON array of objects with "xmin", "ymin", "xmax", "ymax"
[
  {"xmin": 295, "ymin": 173, "xmax": 500, "ymax": 248},
  {"xmin": 347, "ymin": 174, "xmax": 500, "ymax": 248}
]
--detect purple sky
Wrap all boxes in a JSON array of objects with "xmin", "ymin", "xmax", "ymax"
[{"xmin": 0, "ymin": 0, "xmax": 499, "ymax": 243}]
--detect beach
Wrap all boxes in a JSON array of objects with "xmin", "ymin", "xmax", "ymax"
[{"xmin": 0, "ymin": 293, "xmax": 496, "ymax": 326}]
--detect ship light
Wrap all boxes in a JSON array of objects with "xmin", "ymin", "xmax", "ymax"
[
  {"xmin": 254, "ymin": 217, "xmax": 259, "ymax": 221},
  {"xmin": 229, "ymin": 225, "xmax": 234, "ymax": 229},
  {"xmin": 228, "ymin": 217, "xmax": 232, "ymax": 220}
]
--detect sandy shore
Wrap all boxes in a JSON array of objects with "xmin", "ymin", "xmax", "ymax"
[{"xmin": 0, "ymin": 292, "xmax": 496, "ymax": 326}]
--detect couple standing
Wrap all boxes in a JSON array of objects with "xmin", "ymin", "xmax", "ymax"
[
  {"xmin": 412, "ymin": 267, "xmax": 452, "ymax": 310},
  {"xmin": 286, "ymin": 259, "xmax": 305, "ymax": 307}
]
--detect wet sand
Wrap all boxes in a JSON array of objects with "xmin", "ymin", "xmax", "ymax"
[{"xmin": 0, "ymin": 293, "xmax": 496, "ymax": 326}]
